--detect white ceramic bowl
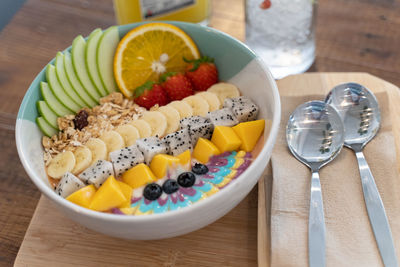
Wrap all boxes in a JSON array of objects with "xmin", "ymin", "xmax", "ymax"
[{"xmin": 16, "ymin": 22, "xmax": 281, "ymax": 240}]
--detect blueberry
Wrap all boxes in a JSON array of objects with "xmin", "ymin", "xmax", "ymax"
[
  {"xmin": 177, "ymin": 172, "xmax": 196, "ymax": 188},
  {"xmin": 162, "ymin": 179, "xmax": 179, "ymax": 194},
  {"xmin": 192, "ymin": 163, "xmax": 209, "ymax": 175},
  {"xmin": 143, "ymin": 183, "xmax": 162, "ymax": 201}
]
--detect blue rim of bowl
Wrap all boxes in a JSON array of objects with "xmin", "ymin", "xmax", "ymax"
[{"xmin": 16, "ymin": 21, "xmax": 281, "ymax": 222}]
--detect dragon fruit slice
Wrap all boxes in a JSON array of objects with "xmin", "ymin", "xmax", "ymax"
[
  {"xmin": 163, "ymin": 128, "xmax": 193, "ymax": 156},
  {"xmin": 223, "ymin": 97, "xmax": 259, "ymax": 122},
  {"xmin": 136, "ymin": 136, "xmax": 169, "ymax": 165},
  {"xmin": 188, "ymin": 122, "xmax": 214, "ymax": 146},
  {"xmin": 206, "ymin": 108, "xmax": 239, "ymax": 127},
  {"xmin": 110, "ymin": 144, "xmax": 144, "ymax": 177},
  {"xmin": 179, "ymin": 116, "xmax": 214, "ymax": 145},
  {"xmin": 78, "ymin": 160, "xmax": 114, "ymax": 188},
  {"xmin": 180, "ymin": 116, "xmax": 211, "ymax": 129},
  {"xmin": 55, "ymin": 172, "xmax": 85, "ymax": 198}
]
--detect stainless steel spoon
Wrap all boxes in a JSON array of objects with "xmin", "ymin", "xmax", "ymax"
[
  {"xmin": 326, "ymin": 82, "xmax": 398, "ymax": 267},
  {"xmin": 286, "ymin": 100, "xmax": 344, "ymax": 267}
]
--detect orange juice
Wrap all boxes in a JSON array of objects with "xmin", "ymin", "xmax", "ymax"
[{"xmin": 113, "ymin": 0, "xmax": 210, "ymax": 25}]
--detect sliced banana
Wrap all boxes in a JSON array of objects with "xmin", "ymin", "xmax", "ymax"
[
  {"xmin": 183, "ymin": 95, "xmax": 210, "ymax": 116},
  {"xmin": 129, "ymin": 119, "xmax": 152, "ymax": 138},
  {"xmin": 100, "ymin": 130, "xmax": 125, "ymax": 155},
  {"xmin": 85, "ymin": 138, "xmax": 107, "ymax": 164},
  {"xmin": 196, "ymin": 91, "xmax": 221, "ymax": 111},
  {"xmin": 141, "ymin": 111, "xmax": 167, "ymax": 137},
  {"xmin": 47, "ymin": 151, "xmax": 76, "ymax": 179},
  {"xmin": 72, "ymin": 146, "xmax": 92, "ymax": 175},
  {"xmin": 168, "ymin": 100, "xmax": 193, "ymax": 119},
  {"xmin": 115, "ymin": 124, "xmax": 140, "ymax": 146},
  {"xmin": 207, "ymin": 82, "xmax": 240, "ymax": 103},
  {"xmin": 157, "ymin": 106, "xmax": 180, "ymax": 134}
]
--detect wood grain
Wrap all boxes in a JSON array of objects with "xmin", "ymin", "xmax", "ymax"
[
  {"xmin": 257, "ymin": 72, "xmax": 400, "ymax": 267},
  {"xmin": 1, "ymin": 0, "xmax": 400, "ymax": 265},
  {"xmin": 257, "ymin": 164, "xmax": 273, "ymax": 267},
  {"xmin": 315, "ymin": 0, "xmax": 400, "ymax": 87}
]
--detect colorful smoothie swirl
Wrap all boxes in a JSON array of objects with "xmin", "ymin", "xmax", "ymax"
[{"xmin": 112, "ymin": 151, "xmax": 253, "ymax": 215}]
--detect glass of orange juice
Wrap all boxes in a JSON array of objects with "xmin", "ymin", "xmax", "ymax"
[{"xmin": 113, "ymin": 0, "xmax": 211, "ymax": 26}]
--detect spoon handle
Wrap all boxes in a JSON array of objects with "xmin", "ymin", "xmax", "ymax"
[
  {"xmin": 309, "ymin": 171, "xmax": 326, "ymax": 267},
  {"xmin": 355, "ymin": 151, "xmax": 398, "ymax": 267}
]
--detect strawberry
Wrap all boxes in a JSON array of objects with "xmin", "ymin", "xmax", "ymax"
[
  {"xmin": 160, "ymin": 72, "xmax": 194, "ymax": 101},
  {"xmin": 260, "ymin": 0, "xmax": 271, "ymax": 9},
  {"xmin": 184, "ymin": 56, "xmax": 218, "ymax": 91},
  {"xmin": 133, "ymin": 81, "xmax": 169, "ymax": 109}
]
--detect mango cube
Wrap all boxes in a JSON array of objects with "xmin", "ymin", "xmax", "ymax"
[
  {"xmin": 232, "ymin": 120, "xmax": 265, "ymax": 152},
  {"xmin": 192, "ymin": 137, "xmax": 220, "ymax": 164},
  {"xmin": 89, "ymin": 176, "xmax": 127, "ymax": 211},
  {"xmin": 150, "ymin": 154, "xmax": 180, "ymax": 179},
  {"xmin": 117, "ymin": 181, "xmax": 133, "ymax": 208},
  {"xmin": 211, "ymin": 126, "xmax": 242, "ymax": 153},
  {"xmin": 66, "ymin": 184, "xmax": 96, "ymax": 208},
  {"xmin": 176, "ymin": 150, "xmax": 191, "ymax": 170},
  {"xmin": 122, "ymin": 163, "xmax": 156, "ymax": 189}
]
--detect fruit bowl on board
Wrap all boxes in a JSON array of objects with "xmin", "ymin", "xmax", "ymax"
[{"xmin": 16, "ymin": 21, "xmax": 281, "ymax": 240}]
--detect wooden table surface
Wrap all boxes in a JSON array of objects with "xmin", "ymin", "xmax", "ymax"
[{"xmin": 1, "ymin": 0, "xmax": 399, "ymax": 265}]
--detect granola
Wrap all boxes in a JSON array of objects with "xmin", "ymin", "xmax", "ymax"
[{"xmin": 42, "ymin": 93, "xmax": 145, "ymax": 165}]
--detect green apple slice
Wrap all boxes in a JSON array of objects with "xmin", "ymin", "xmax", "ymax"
[
  {"xmin": 97, "ymin": 26, "xmax": 119, "ymax": 94},
  {"xmin": 37, "ymin": 117, "xmax": 58, "ymax": 137},
  {"xmin": 71, "ymin": 36, "xmax": 101, "ymax": 101},
  {"xmin": 46, "ymin": 64, "xmax": 80, "ymax": 113},
  {"xmin": 40, "ymin": 81, "xmax": 72, "ymax": 117},
  {"xmin": 64, "ymin": 51, "xmax": 98, "ymax": 107},
  {"xmin": 55, "ymin": 52, "xmax": 87, "ymax": 108},
  {"xmin": 37, "ymin": 100, "xmax": 58, "ymax": 129},
  {"xmin": 86, "ymin": 29, "xmax": 107, "ymax": 97}
]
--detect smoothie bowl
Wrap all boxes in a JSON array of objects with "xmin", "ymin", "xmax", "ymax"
[{"xmin": 16, "ymin": 21, "xmax": 280, "ymax": 239}]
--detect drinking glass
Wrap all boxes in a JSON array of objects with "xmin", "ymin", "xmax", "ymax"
[{"xmin": 245, "ymin": 0, "xmax": 317, "ymax": 79}]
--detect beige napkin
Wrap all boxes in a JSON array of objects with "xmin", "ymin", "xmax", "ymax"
[{"xmin": 270, "ymin": 92, "xmax": 400, "ymax": 267}]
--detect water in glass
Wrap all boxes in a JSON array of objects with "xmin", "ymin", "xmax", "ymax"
[{"xmin": 246, "ymin": 0, "xmax": 317, "ymax": 79}]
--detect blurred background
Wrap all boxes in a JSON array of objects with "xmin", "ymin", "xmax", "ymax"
[
  {"xmin": 1, "ymin": 0, "xmax": 399, "ymax": 88},
  {"xmin": 0, "ymin": 0, "xmax": 26, "ymax": 32}
]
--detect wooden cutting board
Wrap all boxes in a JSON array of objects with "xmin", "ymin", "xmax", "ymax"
[
  {"xmin": 258, "ymin": 72, "xmax": 400, "ymax": 267},
  {"xmin": 14, "ymin": 191, "xmax": 258, "ymax": 266},
  {"xmin": 15, "ymin": 73, "xmax": 399, "ymax": 266}
]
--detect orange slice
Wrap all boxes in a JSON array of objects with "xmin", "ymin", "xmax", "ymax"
[{"xmin": 114, "ymin": 23, "xmax": 200, "ymax": 98}]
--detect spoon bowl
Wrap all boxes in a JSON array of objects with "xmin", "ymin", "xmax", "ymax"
[
  {"xmin": 325, "ymin": 82, "xmax": 380, "ymax": 150},
  {"xmin": 286, "ymin": 100, "xmax": 344, "ymax": 267},
  {"xmin": 287, "ymin": 100, "xmax": 344, "ymax": 171}
]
